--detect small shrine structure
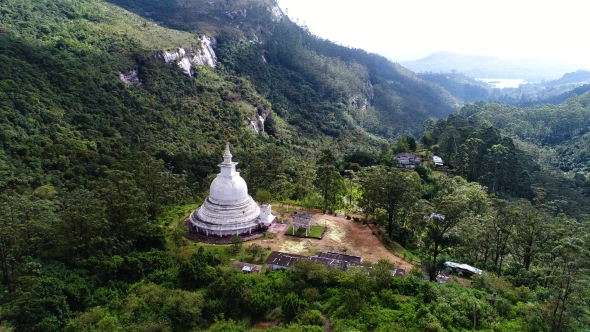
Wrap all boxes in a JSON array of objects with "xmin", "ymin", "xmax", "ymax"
[{"xmin": 291, "ymin": 212, "xmax": 314, "ymax": 236}]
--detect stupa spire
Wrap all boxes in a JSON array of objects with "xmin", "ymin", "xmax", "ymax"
[{"xmin": 223, "ymin": 142, "xmax": 233, "ymax": 164}]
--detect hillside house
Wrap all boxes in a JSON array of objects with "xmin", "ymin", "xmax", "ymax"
[
  {"xmin": 231, "ymin": 261, "xmax": 262, "ymax": 274},
  {"xmin": 445, "ymin": 261, "xmax": 483, "ymax": 278},
  {"xmin": 396, "ymin": 152, "xmax": 423, "ymax": 168}
]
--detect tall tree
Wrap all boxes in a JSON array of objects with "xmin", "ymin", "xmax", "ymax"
[
  {"xmin": 95, "ymin": 170, "xmax": 159, "ymax": 254},
  {"xmin": 423, "ymin": 177, "xmax": 489, "ymax": 281},
  {"xmin": 488, "ymin": 198, "xmax": 519, "ymax": 274},
  {"xmin": 0, "ymin": 192, "xmax": 57, "ymax": 292},
  {"xmin": 542, "ymin": 236, "xmax": 590, "ymax": 332},
  {"xmin": 360, "ymin": 167, "xmax": 421, "ymax": 239},
  {"xmin": 509, "ymin": 199, "xmax": 550, "ymax": 270},
  {"xmin": 124, "ymin": 152, "xmax": 190, "ymax": 220},
  {"xmin": 57, "ymin": 189, "xmax": 108, "ymax": 260},
  {"xmin": 456, "ymin": 137, "xmax": 483, "ymax": 181},
  {"xmin": 314, "ymin": 150, "xmax": 344, "ymax": 213},
  {"xmin": 244, "ymin": 157, "xmax": 267, "ymax": 195}
]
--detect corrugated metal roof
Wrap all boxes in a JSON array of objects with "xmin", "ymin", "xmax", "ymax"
[
  {"xmin": 264, "ymin": 251, "xmax": 306, "ymax": 267},
  {"xmin": 445, "ymin": 261, "xmax": 483, "ymax": 275},
  {"xmin": 264, "ymin": 251, "xmax": 364, "ymax": 270},
  {"xmin": 317, "ymin": 252, "xmax": 363, "ymax": 264}
]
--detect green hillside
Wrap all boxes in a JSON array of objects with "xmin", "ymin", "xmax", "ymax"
[
  {"xmin": 0, "ymin": 0, "xmax": 463, "ymax": 190},
  {"xmin": 2, "ymin": 0, "xmax": 590, "ymax": 331},
  {"xmin": 106, "ymin": 0, "xmax": 461, "ymax": 137}
]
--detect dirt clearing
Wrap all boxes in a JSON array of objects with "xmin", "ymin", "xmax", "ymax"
[{"xmin": 264, "ymin": 211, "xmax": 414, "ymax": 271}]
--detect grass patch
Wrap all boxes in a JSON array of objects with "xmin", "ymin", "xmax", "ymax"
[
  {"xmin": 158, "ymin": 203, "xmax": 200, "ymax": 227},
  {"xmin": 390, "ymin": 241, "xmax": 420, "ymax": 263},
  {"xmin": 285, "ymin": 225, "xmax": 325, "ymax": 238},
  {"xmin": 376, "ymin": 229, "xmax": 421, "ymax": 264}
]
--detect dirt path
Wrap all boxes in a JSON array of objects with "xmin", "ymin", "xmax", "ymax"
[
  {"xmin": 323, "ymin": 314, "xmax": 333, "ymax": 332},
  {"xmin": 264, "ymin": 211, "xmax": 414, "ymax": 271}
]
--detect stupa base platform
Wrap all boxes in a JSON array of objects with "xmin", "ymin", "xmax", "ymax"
[
  {"xmin": 185, "ymin": 231, "xmax": 265, "ymax": 244},
  {"xmin": 183, "ymin": 217, "xmax": 266, "ymax": 244}
]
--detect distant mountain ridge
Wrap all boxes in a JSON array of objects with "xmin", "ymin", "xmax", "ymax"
[
  {"xmin": 417, "ymin": 69, "xmax": 590, "ymax": 107},
  {"xmin": 401, "ymin": 51, "xmax": 584, "ymax": 81}
]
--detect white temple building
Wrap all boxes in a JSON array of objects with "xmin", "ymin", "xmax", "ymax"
[{"xmin": 188, "ymin": 143, "xmax": 276, "ymax": 237}]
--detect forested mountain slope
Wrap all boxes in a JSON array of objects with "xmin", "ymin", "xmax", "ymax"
[
  {"xmin": 105, "ymin": 0, "xmax": 461, "ymax": 137},
  {"xmin": 434, "ymin": 93, "xmax": 590, "ymax": 213},
  {"xmin": 458, "ymin": 93, "xmax": 590, "ymax": 146},
  {"xmin": 0, "ymin": 0, "xmax": 461, "ymax": 191}
]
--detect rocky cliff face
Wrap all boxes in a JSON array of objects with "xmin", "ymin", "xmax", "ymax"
[{"xmin": 154, "ymin": 36, "xmax": 217, "ymax": 77}]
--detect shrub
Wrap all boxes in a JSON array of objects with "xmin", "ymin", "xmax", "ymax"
[
  {"xmin": 302, "ymin": 288, "xmax": 321, "ymax": 303},
  {"xmin": 297, "ymin": 310, "xmax": 324, "ymax": 326},
  {"xmin": 229, "ymin": 236, "xmax": 243, "ymax": 254},
  {"xmin": 281, "ymin": 293, "xmax": 307, "ymax": 321}
]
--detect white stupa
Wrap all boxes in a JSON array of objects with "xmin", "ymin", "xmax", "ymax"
[{"xmin": 188, "ymin": 143, "xmax": 275, "ymax": 237}]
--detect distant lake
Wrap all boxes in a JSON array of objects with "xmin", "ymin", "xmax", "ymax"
[{"xmin": 476, "ymin": 78, "xmax": 526, "ymax": 89}]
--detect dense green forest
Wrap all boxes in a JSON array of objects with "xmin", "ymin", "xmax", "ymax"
[
  {"xmin": 455, "ymin": 94, "xmax": 590, "ymax": 175},
  {"xmin": 2, "ymin": 0, "xmax": 590, "ymax": 331}
]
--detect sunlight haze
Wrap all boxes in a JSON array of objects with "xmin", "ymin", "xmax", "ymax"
[{"xmin": 278, "ymin": 0, "xmax": 590, "ymax": 67}]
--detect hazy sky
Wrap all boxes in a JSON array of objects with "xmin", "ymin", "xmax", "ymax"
[{"xmin": 278, "ymin": 0, "xmax": 590, "ymax": 66}]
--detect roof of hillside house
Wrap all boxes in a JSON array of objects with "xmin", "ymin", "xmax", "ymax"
[
  {"xmin": 316, "ymin": 251, "xmax": 363, "ymax": 264},
  {"xmin": 264, "ymin": 251, "xmax": 364, "ymax": 270},
  {"xmin": 430, "ymin": 213, "xmax": 445, "ymax": 220},
  {"xmin": 445, "ymin": 261, "xmax": 483, "ymax": 275},
  {"xmin": 308, "ymin": 256, "xmax": 350, "ymax": 270},
  {"xmin": 396, "ymin": 152, "xmax": 423, "ymax": 161},
  {"xmin": 264, "ymin": 251, "xmax": 305, "ymax": 267},
  {"xmin": 231, "ymin": 261, "xmax": 262, "ymax": 273}
]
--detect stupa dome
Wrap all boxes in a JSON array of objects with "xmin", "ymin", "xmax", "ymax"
[{"xmin": 208, "ymin": 171, "xmax": 249, "ymax": 203}]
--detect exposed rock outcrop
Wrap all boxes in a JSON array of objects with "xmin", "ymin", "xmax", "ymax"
[
  {"xmin": 119, "ymin": 70, "xmax": 141, "ymax": 86},
  {"xmin": 245, "ymin": 112, "xmax": 269, "ymax": 135},
  {"xmin": 271, "ymin": 6, "xmax": 284, "ymax": 22},
  {"xmin": 246, "ymin": 116, "xmax": 260, "ymax": 134},
  {"xmin": 193, "ymin": 36, "xmax": 217, "ymax": 67},
  {"xmin": 227, "ymin": 9, "xmax": 247, "ymax": 20},
  {"xmin": 154, "ymin": 36, "xmax": 217, "ymax": 77}
]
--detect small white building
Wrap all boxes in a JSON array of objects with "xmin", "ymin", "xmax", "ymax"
[
  {"xmin": 396, "ymin": 152, "xmax": 423, "ymax": 169},
  {"xmin": 433, "ymin": 155, "xmax": 444, "ymax": 166}
]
